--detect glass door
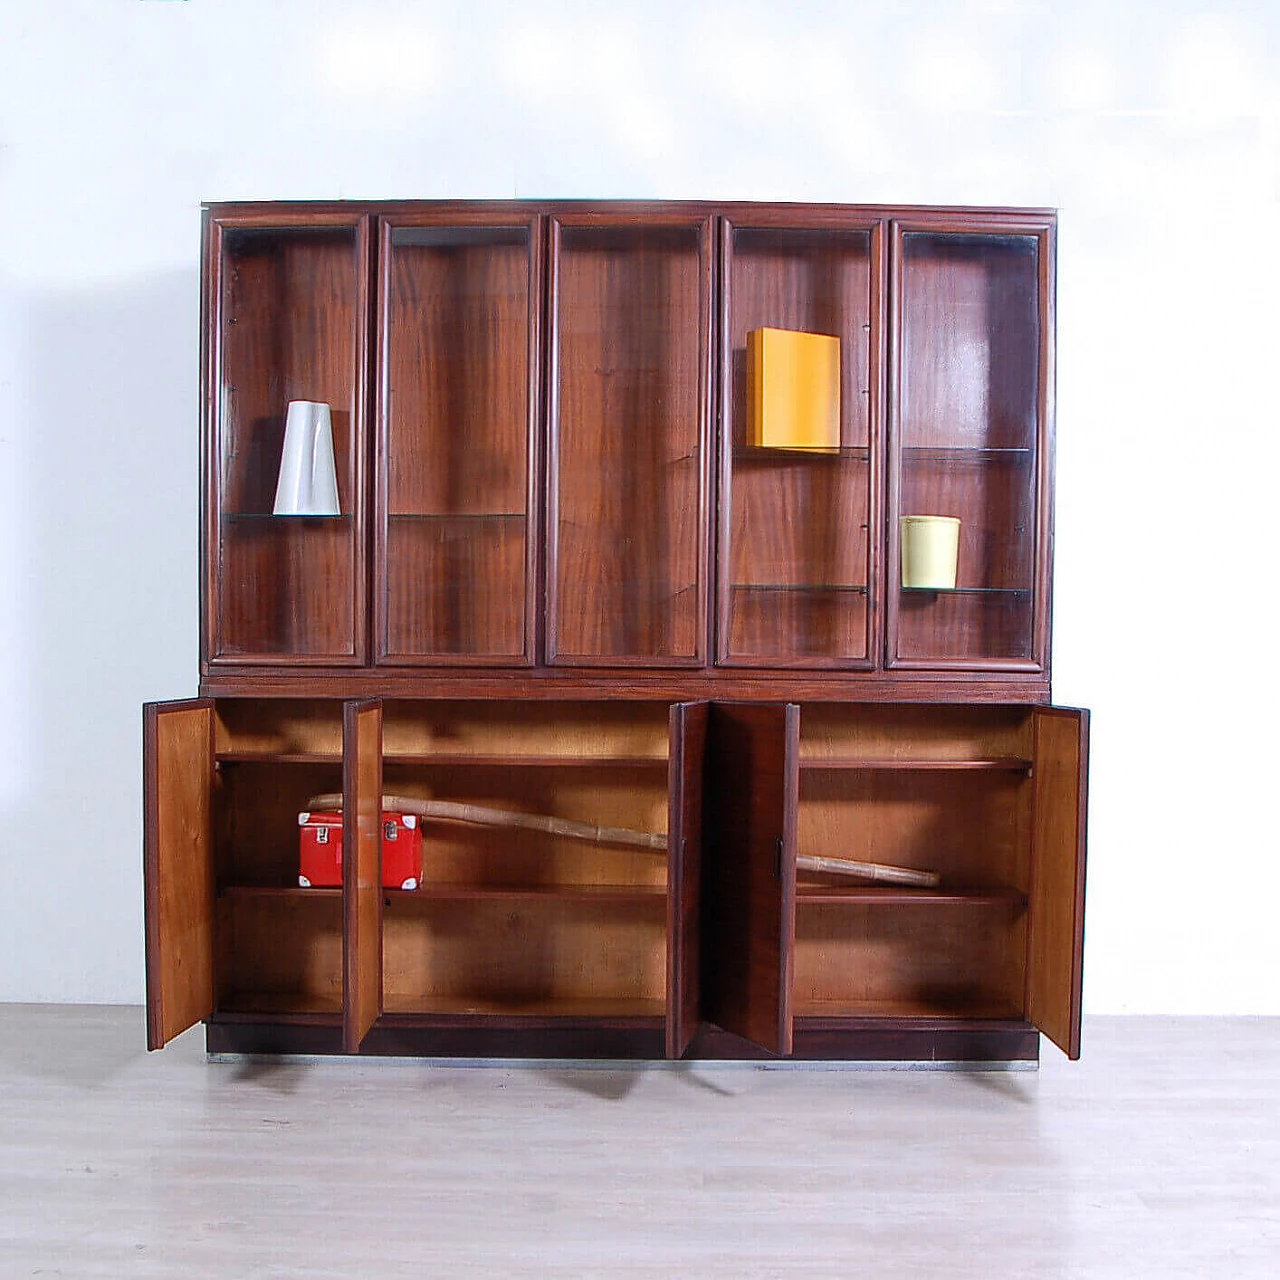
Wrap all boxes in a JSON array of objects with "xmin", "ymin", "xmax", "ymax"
[
  {"xmin": 547, "ymin": 213, "xmax": 713, "ymax": 667},
  {"xmin": 206, "ymin": 213, "xmax": 369, "ymax": 664},
  {"xmin": 888, "ymin": 219, "xmax": 1053, "ymax": 670},
  {"xmin": 375, "ymin": 215, "xmax": 541, "ymax": 664},
  {"xmin": 718, "ymin": 214, "xmax": 883, "ymax": 667}
]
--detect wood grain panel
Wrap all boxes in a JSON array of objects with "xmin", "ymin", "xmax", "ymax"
[
  {"xmin": 216, "ymin": 759, "xmax": 344, "ymax": 887},
  {"xmin": 144, "ymin": 700, "xmax": 215, "ymax": 1050},
  {"xmin": 793, "ymin": 901, "xmax": 1027, "ymax": 1016},
  {"xmin": 379, "ymin": 221, "xmax": 536, "ymax": 661},
  {"xmin": 214, "ymin": 699, "xmax": 345, "ymax": 756},
  {"xmin": 702, "ymin": 703, "xmax": 798, "ymax": 1054},
  {"xmin": 213, "ymin": 225, "xmax": 364, "ymax": 660},
  {"xmin": 219, "ymin": 889, "xmax": 343, "ymax": 1013},
  {"xmin": 549, "ymin": 220, "xmax": 710, "ymax": 664},
  {"xmin": 379, "ymin": 700, "xmax": 672, "ymax": 760},
  {"xmin": 798, "ymin": 703, "xmax": 1031, "ymax": 761},
  {"xmin": 382, "ymin": 516, "xmax": 526, "ymax": 658},
  {"xmin": 379, "ymin": 763, "xmax": 668, "ymax": 889},
  {"xmin": 796, "ymin": 769, "xmax": 1026, "ymax": 890},
  {"xmin": 1028, "ymin": 706, "xmax": 1089, "ymax": 1059},
  {"xmin": 343, "ymin": 700, "xmax": 383, "ymax": 1051},
  {"xmin": 667, "ymin": 701, "xmax": 708, "ymax": 1059},
  {"xmin": 382, "ymin": 896, "xmax": 666, "ymax": 1012}
]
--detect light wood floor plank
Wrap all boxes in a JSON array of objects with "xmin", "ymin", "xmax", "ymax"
[{"xmin": 0, "ymin": 1007, "xmax": 1277, "ymax": 1277}]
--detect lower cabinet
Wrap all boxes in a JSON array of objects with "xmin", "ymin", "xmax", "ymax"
[{"xmin": 143, "ymin": 697, "xmax": 1087, "ymax": 1062}]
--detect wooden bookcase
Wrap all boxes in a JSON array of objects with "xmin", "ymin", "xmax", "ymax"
[{"xmin": 149, "ymin": 200, "xmax": 1087, "ymax": 1065}]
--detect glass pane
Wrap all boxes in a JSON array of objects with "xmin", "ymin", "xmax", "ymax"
[
  {"xmin": 896, "ymin": 232, "xmax": 1039, "ymax": 664},
  {"xmin": 552, "ymin": 223, "xmax": 706, "ymax": 664},
  {"xmin": 216, "ymin": 226, "xmax": 359, "ymax": 658},
  {"xmin": 382, "ymin": 224, "xmax": 532, "ymax": 660},
  {"xmin": 723, "ymin": 226, "xmax": 874, "ymax": 664}
]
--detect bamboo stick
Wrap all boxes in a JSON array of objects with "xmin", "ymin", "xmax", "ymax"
[
  {"xmin": 795, "ymin": 854, "xmax": 939, "ymax": 888},
  {"xmin": 306, "ymin": 794, "xmax": 667, "ymax": 851},
  {"xmin": 308, "ymin": 793, "xmax": 939, "ymax": 885}
]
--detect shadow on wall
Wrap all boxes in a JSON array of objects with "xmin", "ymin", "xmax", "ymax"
[{"xmin": 0, "ymin": 269, "xmax": 200, "ymax": 1005}]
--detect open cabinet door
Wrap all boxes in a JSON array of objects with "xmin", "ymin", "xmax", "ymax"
[
  {"xmin": 702, "ymin": 703, "xmax": 798, "ymax": 1055},
  {"xmin": 343, "ymin": 699, "xmax": 383, "ymax": 1053},
  {"xmin": 143, "ymin": 699, "xmax": 216, "ymax": 1050},
  {"xmin": 667, "ymin": 702, "xmax": 708, "ymax": 1059},
  {"xmin": 1028, "ymin": 706, "xmax": 1090, "ymax": 1059}
]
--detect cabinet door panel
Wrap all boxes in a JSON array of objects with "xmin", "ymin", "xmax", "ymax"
[
  {"xmin": 206, "ymin": 214, "xmax": 370, "ymax": 664},
  {"xmin": 143, "ymin": 700, "xmax": 216, "ymax": 1050},
  {"xmin": 667, "ymin": 701, "xmax": 708, "ymax": 1059},
  {"xmin": 1028, "ymin": 706, "xmax": 1089, "ymax": 1059},
  {"xmin": 548, "ymin": 216, "xmax": 712, "ymax": 666},
  {"xmin": 718, "ymin": 217, "xmax": 883, "ymax": 668},
  {"xmin": 888, "ymin": 219, "xmax": 1053, "ymax": 671},
  {"xmin": 376, "ymin": 217, "xmax": 540, "ymax": 664},
  {"xmin": 702, "ymin": 703, "xmax": 798, "ymax": 1055},
  {"xmin": 343, "ymin": 699, "xmax": 383, "ymax": 1052}
]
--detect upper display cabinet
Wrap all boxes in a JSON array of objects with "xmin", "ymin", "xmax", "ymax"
[{"xmin": 198, "ymin": 201, "xmax": 1057, "ymax": 697}]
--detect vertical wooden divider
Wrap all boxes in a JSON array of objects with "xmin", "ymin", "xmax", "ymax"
[
  {"xmin": 343, "ymin": 699, "xmax": 383, "ymax": 1052},
  {"xmin": 667, "ymin": 701, "xmax": 709, "ymax": 1059}
]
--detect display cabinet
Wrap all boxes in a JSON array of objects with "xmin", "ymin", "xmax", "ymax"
[{"xmin": 148, "ymin": 200, "xmax": 1088, "ymax": 1067}]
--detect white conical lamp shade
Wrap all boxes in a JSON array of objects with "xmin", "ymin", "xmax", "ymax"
[{"xmin": 273, "ymin": 401, "xmax": 340, "ymax": 516}]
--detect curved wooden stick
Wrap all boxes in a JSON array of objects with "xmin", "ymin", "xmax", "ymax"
[{"xmin": 307, "ymin": 793, "xmax": 939, "ymax": 886}]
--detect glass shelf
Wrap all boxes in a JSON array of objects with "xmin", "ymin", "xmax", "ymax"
[
  {"xmin": 221, "ymin": 512, "xmax": 351, "ymax": 522},
  {"xmin": 388, "ymin": 512, "xmax": 526, "ymax": 522},
  {"xmin": 734, "ymin": 445, "xmax": 870, "ymax": 462},
  {"xmin": 733, "ymin": 583, "xmax": 868, "ymax": 595},
  {"xmin": 901, "ymin": 585, "xmax": 1031, "ymax": 597},
  {"xmin": 901, "ymin": 446, "xmax": 1032, "ymax": 460}
]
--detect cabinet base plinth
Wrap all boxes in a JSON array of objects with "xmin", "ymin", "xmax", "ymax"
[{"xmin": 205, "ymin": 1017, "xmax": 1040, "ymax": 1063}]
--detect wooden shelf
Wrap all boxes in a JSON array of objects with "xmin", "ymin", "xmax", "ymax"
[
  {"xmin": 798, "ymin": 756, "xmax": 1031, "ymax": 772},
  {"xmin": 795, "ymin": 884, "xmax": 1027, "ymax": 907},
  {"xmin": 221, "ymin": 884, "xmax": 342, "ymax": 901},
  {"xmin": 732, "ymin": 584, "xmax": 868, "ymax": 595},
  {"xmin": 385, "ymin": 884, "xmax": 666, "ymax": 903},
  {"xmin": 794, "ymin": 996, "xmax": 1025, "ymax": 1022},
  {"xmin": 217, "ymin": 992, "xmax": 343, "ymax": 1017},
  {"xmin": 384, "ymin": 753, "xmax": 669, "ymax": 769},
  {"xmin": 217, "ymin": 752, "xmax": 342, "ymax": 765},
  {"xmin": 382, "ymin": 996, "xmax": 666, "ymax": 1019}
]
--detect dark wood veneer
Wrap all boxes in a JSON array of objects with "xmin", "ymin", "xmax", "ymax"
[{"xmin": 147, "ymin": 200, "xmax": 1084, "ymax": 1068}]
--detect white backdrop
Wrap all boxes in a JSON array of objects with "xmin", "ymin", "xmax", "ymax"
[{"xmin": 1, "ymin": 0, "xmax": 1277, "ymax": 1011}]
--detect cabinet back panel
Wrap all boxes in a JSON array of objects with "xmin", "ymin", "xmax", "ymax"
[
  {"xmin": 218, "ymin": 893, "xmax": 343, "ymax": 1011},
  {"xmin": 726, "ymin": 228, "xmax": 873, "ymax": 450},
  {"xmin": 215, "ymin": 700, "xmax": 345, "ymax": 756},
  {"xmin": 217, "ymin": 519, "xmax": 355, "ymax": 657},
  {"xmin": 793, "ymin": 903, "xmax": 1026, "ymax": 1016},
  {"xmin": 217, "ymin": 762, "xmax": 343, "ymax": 887},
  {"xmin": 552, "ymin": 225, "xmax": 706, "ymax": 662},
  {"xmin": 215, "ymin": 229, "xmax": 360, "ymax": 658},
  {"xmin": 896, "ymin": 591, "xmax": 1033, "ymax": 663},
  {"xmin": 899, "ymin": 234, "xmax": 1040, "ymax": 449},
  {"xmin": 381, "ymin": 701, "xmax": 672, "ymax": 759},
  {"xmin": 383, "ymin": 518, "xmax": 527, "ymax": 658},
  {"xmin": 381, "ymin": 765, "xmax": 669, "ymax": 889},
  {"xmin": 382, "ymin": 898, "xmax": 666, "ymax": 1009},
  {"xmin": 384, "ymin": 234, "xmax": 530, "ymax": 516},
  {"xmin": 799, "ymin": 704, "xmax": 1031, "ymax": 760},
  {"xmin": 798, "ymin": 772, "xmax": 1025, "ymax": 889}
]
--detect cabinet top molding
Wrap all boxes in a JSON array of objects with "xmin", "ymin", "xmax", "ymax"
[{"xmin": 202, "ymin": 198, "xmax": 1057, "ymax": 224}]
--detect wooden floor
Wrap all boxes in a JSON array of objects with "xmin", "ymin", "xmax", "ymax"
[{"xmin": 1, "ymin": 1007, "xmax": 1276, "ymax": 1277}]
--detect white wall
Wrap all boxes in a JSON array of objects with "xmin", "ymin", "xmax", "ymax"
[{"xmin": 1, "ymin": 0, "xmax": 1277, "ymax": 1012}]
